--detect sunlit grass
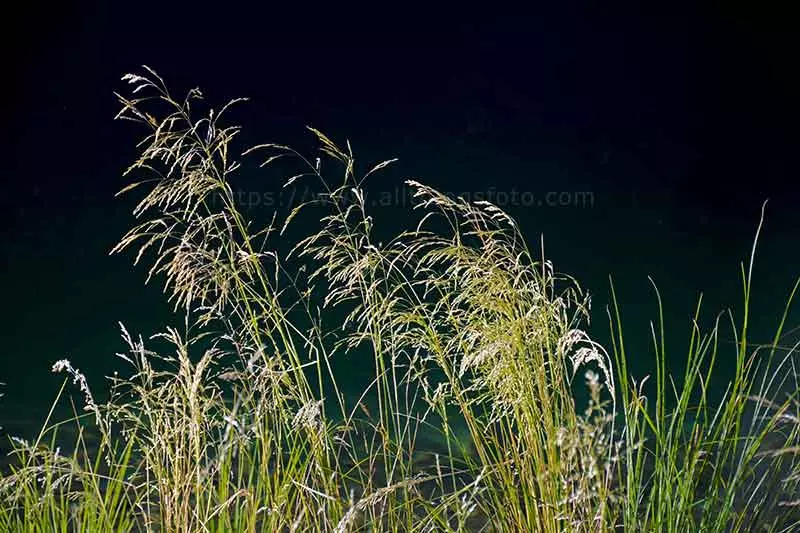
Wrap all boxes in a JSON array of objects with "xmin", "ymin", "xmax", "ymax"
[{"xmin": 1, "ymin": 67, "xmax": 798, "ymax": 532}]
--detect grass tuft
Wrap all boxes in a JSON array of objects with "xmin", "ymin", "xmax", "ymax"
[{"xmin": 1, "ymin": 68, "xmax": 798, "ymax": 532}]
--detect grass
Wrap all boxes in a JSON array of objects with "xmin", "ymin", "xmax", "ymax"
[{"xmin": 1, "ymin": 66, "xmax": 799, "ymax": 532}]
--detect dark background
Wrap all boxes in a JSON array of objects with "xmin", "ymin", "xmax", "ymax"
[{"xmin": 1, "ymin": 3, "xmax": 798, "ymax": 435}]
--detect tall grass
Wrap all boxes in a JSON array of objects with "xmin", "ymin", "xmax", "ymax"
[{"xmin": 1, "ymin": 67, "xmax": 798, "ymax": 532}]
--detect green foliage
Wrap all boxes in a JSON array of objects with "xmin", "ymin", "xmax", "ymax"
[{"xmin": 1, "ymin": 68, "xmax": 798, "ymax": 532}]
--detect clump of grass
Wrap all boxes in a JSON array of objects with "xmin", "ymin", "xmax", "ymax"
[
  {"xmin": 0, "ymin": 374, "xmax": 137, "ymax": 532},
  {"xmin": 1, "ymin": 67, "xmax": 798, "ymax": 532},
  {"xmin": 608, "ymin": 212, "xmax": 800, "ymax": 532}
]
